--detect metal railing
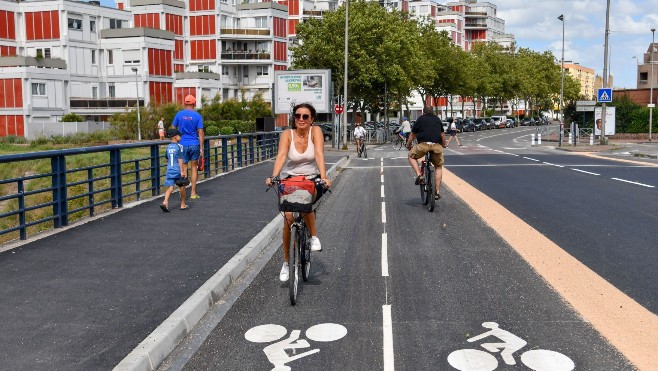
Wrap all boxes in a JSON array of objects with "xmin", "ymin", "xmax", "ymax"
[{"xmin": 0, "ymin": 132, "xmax": 279, "ymax": 243}]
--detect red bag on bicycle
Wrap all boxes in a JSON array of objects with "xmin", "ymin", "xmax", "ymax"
[{"xmin": 278, "ymin": 176, "xmax": 316, "ymax": 212}]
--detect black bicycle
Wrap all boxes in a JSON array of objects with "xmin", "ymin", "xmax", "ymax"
[
  {"xmin": 357, "ymin": 138, "xmax": 367, "ymax": 158},
  {"xmin": 268, "ymin": 177, "xmax": 327, "ymax": 305},
  {"xmin": 394, "ymin": 134, "xmax": 406, "ymax": 150},
  {"xmin": 419, "ymin": 151, "xmax": 436, "ymax": 212}
]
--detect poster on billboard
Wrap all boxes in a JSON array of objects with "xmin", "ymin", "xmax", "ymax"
[
  {"xmin": 273, "ymin": 69, "xmax": 331, "ymax": 114},
  {"xmin": 594, "ymin": 106, "xmax": 616, "ymax": 135}
]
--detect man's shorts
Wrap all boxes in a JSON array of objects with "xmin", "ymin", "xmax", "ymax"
[
  {"xmin": 182, "ymin": 145, "xmax": 200, "ymax": 163},
  {"xmin": 400, "ymin": 132, "xmax": 410, "ymax": 139},
  {"xmin": 409, "ymin": 142, "xmax": 444, "ymax": 167}
]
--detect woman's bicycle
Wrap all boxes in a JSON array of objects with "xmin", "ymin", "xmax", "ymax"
[
  {"xmin": 357, "ymin": 138, "xmax": 367, "ymax": 158},
  {"xmin": 418, "ymin": 151, "xmax": 436, "ymax": 212},
  {"xmin": 268, "ymin": 177, "xmax": 327, "ymax": 305}
]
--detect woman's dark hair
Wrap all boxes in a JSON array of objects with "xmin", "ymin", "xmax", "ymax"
[{"xmin": 290, "ymin": 103, "xmax": 316, "ymax": 129}]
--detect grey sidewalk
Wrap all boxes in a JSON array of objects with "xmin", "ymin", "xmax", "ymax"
[{"xmin": 0, "ymin": 156, "xmax": 344, "ymax": 371}]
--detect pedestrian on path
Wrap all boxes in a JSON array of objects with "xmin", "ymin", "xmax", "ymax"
[
  {"xmin": 445, "ymin": 120, "xmax": 463, "ymax": 147},
  {"xmin": 157, "ymin": 117, "xmax": 165, "ymax": 140},
  {"xmin": 161, "ymin": 129, "xmax": 188, "ymax": 212},
  {"xmin": 172, "ymin": 95, "xmax": 204, "ymax": 199}
]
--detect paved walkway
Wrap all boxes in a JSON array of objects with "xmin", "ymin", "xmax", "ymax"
[{"xmin": 0, "ymin": 156, "xmax": 341, "ymax": 371}]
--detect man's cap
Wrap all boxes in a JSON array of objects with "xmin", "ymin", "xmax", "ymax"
[
  {"xmin": 167, "ymin": 128, "xmax": 181, "ymax": 137},
  {"xmin": 403, "ymin": 116, "xmax": 407, "ymax": 120},
  {"xmin": 184, "ymin": 94, "xmax": 196, "ymax": 105}
]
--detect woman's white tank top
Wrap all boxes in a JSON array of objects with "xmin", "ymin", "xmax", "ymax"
[{"xmin": 282, "ymin": 129, "xmax": 319, "ymax": 176}]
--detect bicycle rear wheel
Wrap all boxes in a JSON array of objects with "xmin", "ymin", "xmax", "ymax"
[
  {"xmin": 288, "ymin": 226, "xmax": 299, "ymax": 305},
  {"xmin": 300, "ymin": 227, "xmax": 311, "ymax": 282},
  {"xmin": 427, "ymin": 167, "xmax": 436, "ymax": 212},
  {"xmin": 419, "ymin": 171, "xmax": 427, "ymax": 204},
  {"xmin": 362, "ymin": 143, "xmax": 368, "ymax": 158},
  {"xmin": 394, "ymin": 138, "xmax": 403, "ymax": 150}
]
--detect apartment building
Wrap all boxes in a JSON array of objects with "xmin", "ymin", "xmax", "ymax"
[
  {"xmin": 637, "ymin": 42, "xmax": 657, "ymax": 90},
  {"xmin": 563, "ymin": 62, "xmax": 595, "ymax": 100}
]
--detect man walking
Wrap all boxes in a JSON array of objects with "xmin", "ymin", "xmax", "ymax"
[{"xmin": 172, "ymin": 95, "xmax": 204, "ymax": 199}]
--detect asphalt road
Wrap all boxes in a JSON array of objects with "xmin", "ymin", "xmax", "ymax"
[{"xmin": 162, "ymin": 129, "xmax": 647, "ymax": 370}]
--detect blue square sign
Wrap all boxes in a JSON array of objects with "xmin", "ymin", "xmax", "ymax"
[{"xmin": 597, "ymin": 88, "xmax": 612, "ymax": 103}]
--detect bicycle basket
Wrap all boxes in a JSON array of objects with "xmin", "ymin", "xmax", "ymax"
[{"xmin": 278, "ymin": 176, "xmax": 316, "ymax": 212}]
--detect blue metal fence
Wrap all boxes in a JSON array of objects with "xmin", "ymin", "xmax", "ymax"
[{"xmin": 0, "ymin": 132, "xmax": 279, "ymax": 242}]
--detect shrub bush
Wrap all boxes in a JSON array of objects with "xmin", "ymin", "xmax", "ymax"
[
  {"xmin": 205, "ymin": 126, "xmax": 220, "ymax": 136},
  {"xmin": 219, "ymin": 126, "xmax": 235, "ymax": 135},
  {"xmin": 61, "ymin": 113, "xmax": 84, "ymax": 122}
]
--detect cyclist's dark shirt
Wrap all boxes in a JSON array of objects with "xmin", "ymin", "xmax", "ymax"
[{"xmin": 412, "ymin": 113, "xmax": 444, "ymax": 144}]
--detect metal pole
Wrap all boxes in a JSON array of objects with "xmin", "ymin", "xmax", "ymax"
[
  {"xmin": 558, "ymin": 14, "xmax": 565, "ymax": 146},
  {"xmin": 601, "ymin": 0, "xmax": 610, "ymax": 144},
  {"xmin": 342, "ymin": 0, "xmax": 349, "ymax": 150},
  {"xmin": 650, "ymin": 28, "xmax": 655, "ymax": 142},
  {"xmin": 133, "ymin": 68, "xmax": 142, "ymax": 141}
]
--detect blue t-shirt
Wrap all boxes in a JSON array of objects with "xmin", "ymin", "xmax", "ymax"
[
  {"xmin": 172, "ymin": 109, "xmax": 204, "ymax": 146},
  {"xmin": 165, "ymin": 143, "xmax": 183, "ymax": 179}
]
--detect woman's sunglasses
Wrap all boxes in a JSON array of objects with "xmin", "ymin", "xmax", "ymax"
[{"xmin": 294, "ymin": 113, "xmax": 311, "ymax": 120}]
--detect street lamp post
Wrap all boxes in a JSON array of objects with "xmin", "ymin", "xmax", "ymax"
[
  {"xmin": 131, "ymin": 67, "xmax": 142, "ymax": 141},
  {"xmin": 601, "ymin": 0, "xmax": 611, "ymax": 144},
  {"xmin": 650, "ymin": 28, "xmax": 655, "ymax": 142},
  {"xmin": 342, "ymin": 0, "xmax": 349, "ymax": 150},
  {"xmin": 558, "ymin": 14, "xmax": 565, "ymax": 146}
]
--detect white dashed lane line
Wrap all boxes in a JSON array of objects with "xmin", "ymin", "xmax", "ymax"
[
  {"xmin": 611, "ymin": 178, "xmax": 655, "ymax": 188},
  {"xmin": 571, "ymin": 168, "xmax": 601, "ymax": 176}
]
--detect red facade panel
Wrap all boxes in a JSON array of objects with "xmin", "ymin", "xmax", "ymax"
[
  {"xmin": 0, "ymin": 114, "xmax": 23, "ymax": 136},
  {"xmin": 13, "ymin": 79, "xmax": 22, "ymax": 107},
  {"xmin": 16, "ymin": 115, "xmax": 24, "ymax": 137},
  {"xmin": 34, "ymin": 12, "xmax": 43, "ymax": 40},
  {"xmin": 274, "ymin": 41, "xmax": 286, "ymax": 62},
  {"xmin": 175, "ymin": 87, "xmax": 195, "ymax": 105},
  {"xmin": 174, "ymin": 40, "xmax": 184, "ymax": 60},
  {"xmin": 0, "ymin": 116, "xmax": 6, "ymax": 137},
  {"xmin": 7, "ymin": 115, "xmax": 15, "ymax": 135},
  {"xmin": 5, "ymin": 80, "xmax": 14, "ymax": 108},
  {"xmin": 165, "ymin": 14, "xmax": 183, "ymax": 35},
  {"xmin": 8, "ymin": 11, "xmax": 16, "ymax": 39},
  {"xmin": 174, "ymin": 64, "xmax": 184, "ymax": 72},
  {"xmin": 287, "ymin": 19, "xmax": 298, "ymax": 36},
  {"xmin": 51, "ymin": 11, "xmax": 59, "ymax": 38},
  {"xmin": 118, "ymin": 3, "xmax": 124, "ymax": 10},
  {"xmin": 0, "ymin": 80, "xmax": 5, "ymax": 107},
  {"xmin": 43, "ymin": 11, "xmax": 52, "ymax": 39},
  {"xmin": 25, "ymin": 12, "xmax": 34, "ymax": 40}
]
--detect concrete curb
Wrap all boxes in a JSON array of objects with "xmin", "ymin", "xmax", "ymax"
[{"xmin": 113, "ymin": 156, "xmax": 349, "ymax": 371}]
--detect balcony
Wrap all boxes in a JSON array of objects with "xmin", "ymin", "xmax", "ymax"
[
  {"xmin": 465, "ymin": 23, "xmax": 487, "ymax": 28},
  {"xmin": 220, "ymin": 28, "xmax": 270, "ymax": 36},
  {"xmin": 220, "ymin": 51, "xmax": 271, "ymax": 61},
  {"xmin": 0, "ymin": 56, "xmax": 67, "ymax": 69},
  {"xmin": 70, "ymin": 98, "xmax": 144, "ymax": 109},
  {"xmin": 465, "ymin": 11, "xmax": 487, "ymax": 16}
]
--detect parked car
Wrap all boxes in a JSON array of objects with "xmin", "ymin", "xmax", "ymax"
[
  {"xmin": 491, "ymin": 116, "xmax": 507, "ymax": 129},
  {"xmin": 483, "ymin": 118, "xmax": 495, "ymax": 130},
  {"xmin": 521, "ymin": 117, "xmax": 535, "ymax": 126},
  {"xmin": 505, "ymin": 118, "xmax": 516, "ymax": 128},
  {"xmin": 317, "ymin": 123, "xmax": 333, "ymax": 141},
  {"xmin": 460, "ymin": 119, "xmax": 476, "ymax": 132},
  {"xmin": 472, "ymin": 118, "xmax": 485, "ymax": 131}
]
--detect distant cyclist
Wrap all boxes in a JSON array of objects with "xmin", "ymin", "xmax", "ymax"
[
  {"xmin": 353, "ymin": 122, "xmax": 367, "ymax": 156},
  {"xmin": 397, "ymin": 116, "xmax": 412, "ymax": 141},
  {"xmin": 406, "ymin": 106, "xmax": 446, "ymax": 200}
]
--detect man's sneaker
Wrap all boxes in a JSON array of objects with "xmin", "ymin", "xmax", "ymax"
[
  {"xmin": 310, "ymin": 236, "xmax": 322, "ymax": 252},
  {"xmin": 279, "ymin": 263, "xmax": 289, "ymax": 282}
]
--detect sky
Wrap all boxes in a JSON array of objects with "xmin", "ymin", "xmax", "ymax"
[
  {"xmin": 495, "ymin": 0, "xmax": 658, "ymax": 89},
  {"xmin": 99, "ymin": 0, "xmax": 658, "ymax": 89}
]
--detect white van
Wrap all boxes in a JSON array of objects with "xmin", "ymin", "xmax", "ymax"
[{"xmin": 491, "ymin": 116, "xmax": 507, "ymax": 129}]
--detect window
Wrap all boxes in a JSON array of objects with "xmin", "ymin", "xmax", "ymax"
[
  {"xmin": 222, "ymin": 66, "xmax": 229, "ymax": 76},
  {"xmin": 255, "ymin": 16, "xmax": 267, "ymax": 28},
  {"xmin": 107, "ymin": 50, "xmax": 113, "ymax": 65},
  {"xmin": 108, "ymin": 84, "xmax": 115, "ymax": 98},
  {"xmin": 109, "ymin": 19, "xmax": 122, "ymax": 29},
  {"xmin": 32, "ymin": 83, "xmax": 46, "ymax": 96},
  {"xmin": 92, "ymin": 86, "xmax": 98, "ymax": 98},
  {"xmin": 256, "ymin": 66, "xmax": 268, "ymax": 76},
  {"xmin": 90, "ymin": 20, "xmax": 96, "ymax": 32},
  {"xmin": 44, "ymin": 48, "xmax": 51, "ymax": 58},
  {"xmin": 197, "ymin": 65, "xmax": 210, "ymax": 72},
  {"xmin": 68, "ymin": 18, "xmax": 82, "ymax": 30},
  {"xmin": 91, "ymin": 50, "xmax": 96, "ymax": 64}
]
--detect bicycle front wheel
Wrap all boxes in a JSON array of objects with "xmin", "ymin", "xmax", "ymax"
[
  {"xmin": 427, "ymin": 167, "xmax": 436, "ymax": 212},
  {"xmin": 300, "ymin": 228, "xmax": 311, "ymax": 282},
  {"xmin": 363, "ymin": 143, "xmax": 367, "ymax": 158},
  {"xmin": 288, "ymin": 226, "xmax": 299, "ymax": 305}
]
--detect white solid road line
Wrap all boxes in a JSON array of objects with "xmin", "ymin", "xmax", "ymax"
[
  {"xmin": 611, "ymin": 177, "xmax": 655, "ymax": 188},
  {"xmin": 572, "ymin": 168, "xmax": 601, "ymax": 176},
  {"xmin": 382, "ymin": 305, "xmax": 395, "ymax": 371}
]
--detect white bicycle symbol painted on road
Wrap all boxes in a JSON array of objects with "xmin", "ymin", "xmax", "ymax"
[
  {"xmin": 245, "ymin": 323, "xmax": 347, "ymax": 371},
  {"xmin": 448, "ymin": 322, "xmax": 575, "ymax": 371}
]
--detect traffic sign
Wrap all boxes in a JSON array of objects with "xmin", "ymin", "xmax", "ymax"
[
  {"xmin": 576, "ymin": 100, "xmax": 596, "ymax": 106},
  {"xmin": 576, "ymin": 106, "xmax": 595, "ymax": 112},
  {"xmin": 597, "ymin": 88, "xmax": 612, "ymax": 103},
  {"xmin": 334, "ymin": 104, "xmax": 344, "ymax": 114}
]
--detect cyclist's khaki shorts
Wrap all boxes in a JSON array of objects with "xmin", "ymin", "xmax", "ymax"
[{"xmin": 409, "ymin": 142, "xmax": 444, "ymax": 167}]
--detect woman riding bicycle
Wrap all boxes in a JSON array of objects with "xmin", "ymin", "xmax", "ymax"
[
  {"xmin": 353, "ymin": 122, "xmax": 366, "ymax": 156},
  {"xmin": 266, "ymin": 103, "xmax": 331, "ymax": 282}
]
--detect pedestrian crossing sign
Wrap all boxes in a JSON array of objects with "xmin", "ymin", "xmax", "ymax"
[{"xmin": 597, "ymin": 88, "xmax": 612, "ymax": 103}]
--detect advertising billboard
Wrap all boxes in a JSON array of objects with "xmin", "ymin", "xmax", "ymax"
[
  {"xmin": 594, "ymin": 106, "xmax": 616, "ymax": 135},
  {"xmin": 273, "ymin": 69, "xmax": 331, "ymax": 114}
]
